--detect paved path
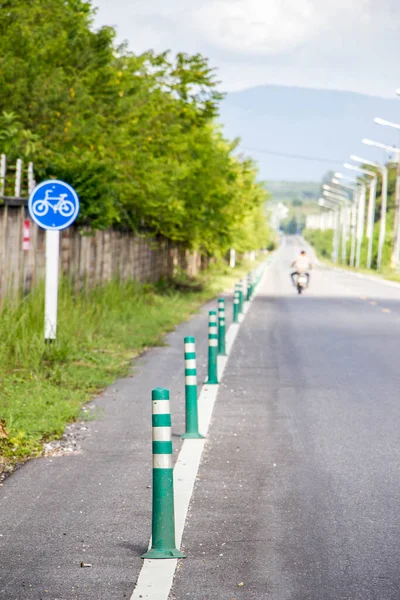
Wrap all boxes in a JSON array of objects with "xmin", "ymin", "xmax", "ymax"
[
  {"xmin": 170, "ymin": 237, "xmax": 400, "ymax": 600},
  {"xmin": 0, "ymin": 291, "xmax": 234, "ymax": 600}
]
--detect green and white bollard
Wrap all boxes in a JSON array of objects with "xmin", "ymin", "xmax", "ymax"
[
  {"xmin": 247, "ymin": 273, "xmax": 252, "ymax": 301},
  {"xmin": 207, "ymin": 310, "xmax": 219, "ymax": 384},
  {"xmin": 242, "ymin": 278, "xmax": 248, "ymax": 305},
  {"xmin": 142, "ymin": 387, "xmax": 185, "ymax": 559},
  {"xmin": 233, "ymin": 288, "xmax": 240, "ymax": 323},
  {"xmin": 218, "ymin": 298, "xmax": 227, "ymax": 356},
  {"xmin": 238, "ymin": 282, "xmax": 244, "ymax": 314},
  {"xmin": 182, "ymin": 337, "xmax": 204, "ymax": 440}
]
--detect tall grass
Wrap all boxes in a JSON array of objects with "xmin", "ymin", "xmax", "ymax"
[{"xmin": 0, "ymin": 261, "xmax": 252, "ymax": 469}]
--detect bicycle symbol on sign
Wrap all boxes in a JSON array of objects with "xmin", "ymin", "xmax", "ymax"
[{"xmin": 32, "ymin": 189, "xmax": 75, "ymax": 218}]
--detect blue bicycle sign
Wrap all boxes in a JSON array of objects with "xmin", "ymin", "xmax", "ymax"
[{"xmin": 28, "ymin": 180, "xmax": 80, "ymax": 230}]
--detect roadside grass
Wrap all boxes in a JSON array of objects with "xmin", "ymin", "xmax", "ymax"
[
  {"xmin": 314, "ymin": 253, "xmax": 400, "ymax": 283},
  {"xmin": 303, "ymin": 228, "xmax": 400, "ymax": 283},
  {"xmin": 0, "ymin": 259, "xmax": 261, "ymax": 474}
]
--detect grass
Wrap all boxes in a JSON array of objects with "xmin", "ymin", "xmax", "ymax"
[
  {"xmin": 0, "ymin": 259, "xmax": 261, "ymax": 475},
  {"xmin": 303, "ymin": 228, "xmax": 400, "ymax": 282}
]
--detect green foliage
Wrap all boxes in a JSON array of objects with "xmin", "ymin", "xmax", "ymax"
[
  {"xmin": 303, "ymin": 228, "xmax": 333, "ymax": 258},
  {"xmin": 0, "ymin": 0, "xmax": 271, "ymax": 251},
  {"xmin": 281, "ymin": 216, "xmax": 299, "ymax": 234}
]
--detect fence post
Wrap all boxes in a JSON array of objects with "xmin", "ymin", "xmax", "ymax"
[
  {"xmin": 142, "ymin": 387, "xmax": 185, "ymax": 559},
  {"xmin": 182, "ymin": 337, "xmax": 204, "ymax": 439},
  {"xmin": 207, "ymin": 310, "xmax": 219, "ymax": 384},
  {"xmin": 218, "ymin": 298, "xmax": 227, "ymax": 356}
]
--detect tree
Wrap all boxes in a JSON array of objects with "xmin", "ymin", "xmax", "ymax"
[{"xmin": 0, "ymin": 0, "xmax": 271, "ymax": 252}]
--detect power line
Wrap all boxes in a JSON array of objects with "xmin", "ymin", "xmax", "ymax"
[{"xmin": 240, "ymin": 147, "xmax": 343, "ymax": 165}]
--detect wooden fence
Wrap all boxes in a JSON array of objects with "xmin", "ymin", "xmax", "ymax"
[{"xmin": 0, "ymin": 203, "xmax": 203, "ymax": 301}]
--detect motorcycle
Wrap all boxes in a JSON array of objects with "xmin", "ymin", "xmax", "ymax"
[{"xmin": 294, "ymin": 272, "xmax": 308, "ymax": 294}]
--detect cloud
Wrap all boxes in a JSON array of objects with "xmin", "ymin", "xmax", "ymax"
[
  {"xmin": 189, "ymin": 0, "xmax": 360, "ymax": 55},
  {"xmin": 91, "ymin": 0, "xmax": 400, "ymax": 97}
]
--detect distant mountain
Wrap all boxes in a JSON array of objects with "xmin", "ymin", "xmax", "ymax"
[{"xmin": 219, "ymin": 85, "xmax": 400, "ymax": 182}]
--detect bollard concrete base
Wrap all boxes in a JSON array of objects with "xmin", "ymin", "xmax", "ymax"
[
  {"xmin": 142, "ymin": 548, "xmax": 186, "ymax": 559},
  {"xmin": 181, "ymin": 432, "xmax": 205, "ymax": 440}
]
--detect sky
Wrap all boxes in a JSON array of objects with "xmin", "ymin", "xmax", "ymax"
[{"xmin": 91, "ymin": 0, "xmax": 400, "ymax": 98}]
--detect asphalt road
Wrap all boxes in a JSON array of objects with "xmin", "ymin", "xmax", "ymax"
[{"xmin": 170, "ymin": 237, "xmax": 400, "ymax": 600}]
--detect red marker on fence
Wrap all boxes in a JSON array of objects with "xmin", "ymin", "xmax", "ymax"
[{"xmin": 23, "ymin": 220, "xmax": 30, "ymax": 251}]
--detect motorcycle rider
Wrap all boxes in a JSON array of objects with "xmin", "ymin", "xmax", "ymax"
[{"xmin": 291, "ymin": 250, "xmax": 312, "ymax": 286}]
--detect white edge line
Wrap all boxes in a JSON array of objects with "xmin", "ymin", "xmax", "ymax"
[
  {"xmin": 300, "ymin": 234, "xmax": 400, "ymax": 290},
  {"xmin": 129, "ymin": 263, "xmax": 268, "ymax": 600},
  {"xmin": 331, "ymin": 265, "xmax": 400, "ymax": 290}
]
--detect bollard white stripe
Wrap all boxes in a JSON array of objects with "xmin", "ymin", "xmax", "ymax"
[
  {"xmin": 185, "ymin": 375, "xmax": 197, "ymax": 385},
  {"xmin": 208, "ymin": 326, "xmax": 218, "ymax": 334},
  {"xmin": 185, "ymin": 359, "xmax": 196, "ymax": 369},
  {"xmin": 184, "ymin": 343, "xmax": 195, "ymax": 353},
  {"xmin": 152, "ymin": 426, "xmax": 171, "ymax": 442},
  {"xmin": 153, "ymin": 454, "xmax": 173, "ymax": 469},
  {"xmin": 219, "ymin": 319, "xmax": 225, "ymax": 325},
  {"xmin": 208, "ymin": 339, "xmax": 218, "ymax": 347},
  {"xmin": 152, "ymin": 400, "xmax": 171, "ymax": 415}
]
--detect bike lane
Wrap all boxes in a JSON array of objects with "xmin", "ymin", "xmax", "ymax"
[{"xmin": 0, "ymin": 291, "xmax": 234, "ymax": 600}]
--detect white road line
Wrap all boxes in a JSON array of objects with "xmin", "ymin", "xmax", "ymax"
[
  {"xmin": 331, "ymin": 266, "xmax": 400, "ymax": 290},
  {"xmin": 129, "ymin": 267, "xmax": 266, "ymax": 600}
]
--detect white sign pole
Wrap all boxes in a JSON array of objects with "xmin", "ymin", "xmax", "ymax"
[
  {"xmin": 229, "ymin": 248, "xmax": 236, "ymax": 268},
  {"xmin": 45, "ymin": 229, "xmax": 60, "ymax": 341},
  {"xmin": 28, "ymin": 179, "xmax": 79, "ymax": 342}
]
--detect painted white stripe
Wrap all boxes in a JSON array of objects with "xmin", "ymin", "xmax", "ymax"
[
  {"xmin": 184, "ymin": 342, "xmax": 195, "ymax": 353},
  {"xmin": 217, "ymin": 355, "xmax": 228, "ymax": 380},
  {"xmin": 208, "ymin": 326, "xmax": 218, "ymax": 334},
  {"xmin": 152, "ymin": 400, "xmax": 170, "ymax": 415},
  {"xmin": 226, "ymin": 323, "xmax": 239, "ymax": 354},
  {"xmin": 185, "ymin": 375, "xmax": 197, "ymax": 385},
  {"xmin": 219, "ymin": 319, "xmax": 225, "ymax": 325},
  {"xmin": 153, "ymin": 454, "xmax": 172, "ymax": 469},
  {"xmin": 152, "ymin": 427, "xmax": 171, "ymax": 442},
  {"xmin": 185, "ymin": 359, "xmax": 196, "ymax": 369},
  {"xmin": 130, "ymin": 260, "xmax": 268, "ymax": 600},
  {"xmin": 332, "ymin": 265, "xmax": 400, "ymax": 290},
  {"xmin": 208, "ymin": 339, "xmax": 218, "ymax": 347}
]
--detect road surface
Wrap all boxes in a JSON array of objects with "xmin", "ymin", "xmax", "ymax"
[
  {"xmin": 2, "ymin": 237, "xmax": 400, "ymax": 600},
  {"xmin": 170, "ymin": 237, "xmax": 400, "ymax": 600}
]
